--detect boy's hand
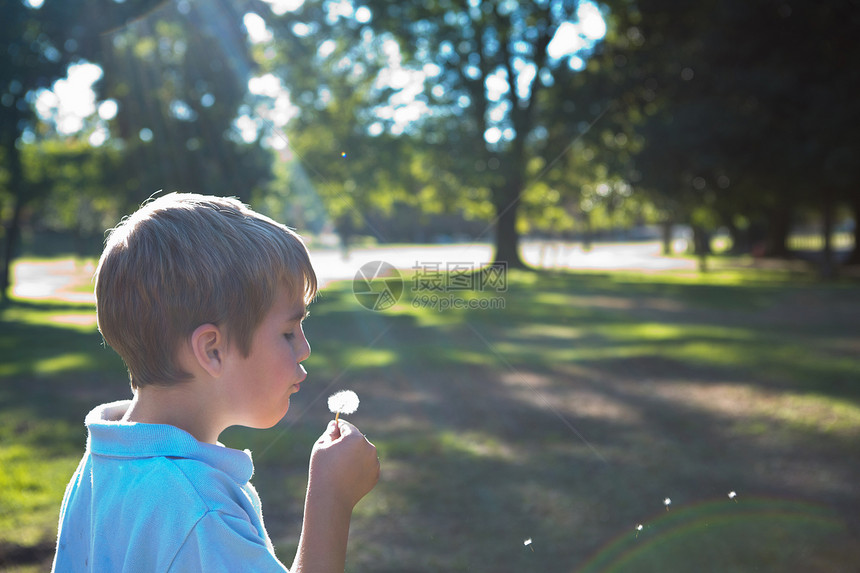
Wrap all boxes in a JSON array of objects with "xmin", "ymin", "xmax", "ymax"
[
  {"xmin": 292, "ymin": 421, "xmax": 379, "ymax": 572},
  {"xmin": 308, "ymin": 419, "xmax": 380, "ymax": 511}
]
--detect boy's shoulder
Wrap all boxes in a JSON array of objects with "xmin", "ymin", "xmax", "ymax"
[
  {"xmin": 55, "ymin": 401, "xmax": 285, "ymax": 572},
  {"xmin": 85, "ymin": 401, "xmax": 259, "ymax": 515}
]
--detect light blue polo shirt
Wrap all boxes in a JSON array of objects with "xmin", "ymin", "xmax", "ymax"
[{"xmin": 52, "ymin": 401, "xmax": 289, "ymax": 572}]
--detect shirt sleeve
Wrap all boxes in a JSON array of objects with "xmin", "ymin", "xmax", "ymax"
[{"xmin": 168, "ymin": 510, "xmax": 290, "ymax": 572}]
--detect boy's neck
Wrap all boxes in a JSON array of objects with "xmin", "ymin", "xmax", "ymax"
[{"xmin": 123, "ymin": 383, "xmax": 225, "ymax": 444}]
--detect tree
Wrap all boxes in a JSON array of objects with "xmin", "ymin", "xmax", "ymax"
[
  {"xmin": 91, "ymin": 1, "xmax": 274, "ymax": 212},
  {"xmin": 258, "ymin": 0, "xmax": 609, "ymax": 267},
  {"xmin": 254, "ymin": 1, "xmax": 419, "ymax": 248},
  {"xmin": 21, "ymin": 138, "xmax": 127, "ymax": 256},
  {"xmin": 368, "ymin": 1, "xmax": 600, "ymax": 267},
  {"xmin": 581, "ymin": 0, "xmax": 860, "ymax": 273},
  {"xmin": 0, "ymin": 0, "xmax": 163, "ymax": 298}
]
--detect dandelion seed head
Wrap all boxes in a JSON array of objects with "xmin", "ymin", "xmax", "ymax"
[
  {"xmin": 636, "ymin": 524, "xmax": 643, "ymax": 531},
  {"xmin": 523, "ymin": 538, "xmax": 532, "ymax": 546},
  {"xmin": 728, "ymin": 491, "xmax": 737, "ymax": 500},
  {"xmin": 328, "ymin": 390, "xmax": 360, "ymax": 415},
  {"xmin": 664, "ymin": 497, "xmax": 672, "ymax": 507}
]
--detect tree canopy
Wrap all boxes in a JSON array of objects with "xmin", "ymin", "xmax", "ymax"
[{"xmin": 583, "ymin": 0, "xmax": 860, "ymax": 264}]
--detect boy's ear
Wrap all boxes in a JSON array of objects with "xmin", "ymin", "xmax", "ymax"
[{"xmin": 189, "ymin": 323, "xmax": 226, "ymax": 377}]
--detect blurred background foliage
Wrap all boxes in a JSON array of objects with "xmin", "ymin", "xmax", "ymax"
[{"xmin": 2, "ymin": 0, "xmax": 859, "ymax": 297}]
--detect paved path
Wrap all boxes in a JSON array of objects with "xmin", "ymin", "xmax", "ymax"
[
  {"xmin": 315, "ymin": 240, "xmax": 693, "ymax": 286},
  {"xmin": 11, "ymin": 258, "xmax": 98, "ymax": 303},
  {"xmin": 11, "ymin": 241, "xmax": 695, "ymax": 303}
]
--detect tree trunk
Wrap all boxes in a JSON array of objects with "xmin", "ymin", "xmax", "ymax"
[
  {"xmin": 1, "ymin": 141, "xmax": 25, "ymax": 301},
  {"xmin": 820, "ymin": 189, "xmax": 836, "ymax": 279},
  {"xmin": 692, "ymin": 225, "xmax": 711, "ymax": 272},
  {"xmin": 846, "ymin": 193, "xmax": 860, "ymax": 266},
  {"xmin": 492, "ymin": 183, "xmax": 526, "ymax": 268},
  {"xmin": 691, "ymin": 225, "xmax": 712, "ymax": 256},
  {"xmin": 746, "ymin": 220, "xmax": 769, "ymax": 258},
  {"xmin": 764, "ymin": 202, "xmax": 792, "ymax": 258},
  {"xmin": 581, "ymin": 211, "xmax": 593, "ymax": 252},
  {"xmin": 726, "ymin": 220, "xmax": 750, "ymax": 255},
  {"xmin": 661, "ymin": 221, "xmax": 673, "ymax": 255},
  {"xmin": 336, "ymin": 215, "xmax": 354, "ymax": 260}
]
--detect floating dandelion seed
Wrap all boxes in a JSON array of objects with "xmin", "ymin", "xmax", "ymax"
[
  {"xmin": 635, "ymin": 524, "xmax": 643, "ymax": 538},
  {"xmin": 664, "ymin": 497, "xmax": 672, "ymax": 510},
  {"xmin": 523, "ymin": 538, "xmax": 533, "ymax": 552},
  {"xmin": 728, "ymin": 491, "xmax": 737, "ymax": 501},
  {"xmin": 328, "ymin": 390, "xmax": 360, "ymax": 424}
]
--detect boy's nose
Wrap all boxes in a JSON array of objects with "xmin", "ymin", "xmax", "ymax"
[{"xmin": 298, "ymin": 338, "xmax": 311, "ymax": 362}]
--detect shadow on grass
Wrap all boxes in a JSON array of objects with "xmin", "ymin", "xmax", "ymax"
[
  {"xmin": 247, "ymin": 271, "xmax": 860, "ymax": 572},
  {"xmin": 0, "ymin": 299, "xmax": 129, "ymax": 564},
  {"xmin": 256, "ymin": 356, "xmax": 860, "ymax": 571},
  {"xmin": 1, "ymin": 297, "xmax": 97, "ymax": 312},
  {"xmin": 0, "ymin": 299, "xmax": 127, "ymax": 415}
]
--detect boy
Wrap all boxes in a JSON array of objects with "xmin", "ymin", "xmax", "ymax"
[{"xmin": 52, "ymin": 193, "xmax": 380, "ymax": 572}]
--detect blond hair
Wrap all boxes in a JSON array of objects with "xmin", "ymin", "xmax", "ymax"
[{"xmin": 95, "ymin": 193, "xmax": 318, "ymax": 388}]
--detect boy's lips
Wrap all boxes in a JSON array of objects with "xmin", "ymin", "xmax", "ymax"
[{"xmin": 294, "ymin": 371, "xmax": 307, "ymax": 389}]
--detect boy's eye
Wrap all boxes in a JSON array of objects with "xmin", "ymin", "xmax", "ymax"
[{"xmin": 283, "ymin": 313, "xmax": 307, "ymax": 341}]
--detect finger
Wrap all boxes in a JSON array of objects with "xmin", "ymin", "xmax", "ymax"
[
  {"xmin": 317, "ymin": 420, "xmax": 339, "ymax": 444},
  {"xmin": 329, "ymin": 419, "xmax": 341, "ymax": 440},
  {"xmin": 336, "ymin": 419, "xmax": 357, "ymax": 437}
]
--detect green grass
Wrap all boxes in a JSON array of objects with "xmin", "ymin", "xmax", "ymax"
[
  {"xmin": 1, "ymin": 256, "xmax": 859, "ymax": 571},
  {"xmin": 0, "ymin": 260, "xmax": 128, "ymax": 567},
  {"xmin": 578, "ymin": 498, "xmax": 854, "ymax": 573}
]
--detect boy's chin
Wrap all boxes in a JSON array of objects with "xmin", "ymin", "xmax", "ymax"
[
  {"xmin": 255, "ymin": 407, "xmax": 290, "ymax": 430},
  {"xmin": 239, "ymin": 418, "xmax": 284, "ymax": 431},
  {"xmin": 238, "ymin": 396, "xmax": 293, "ymax": 430}
]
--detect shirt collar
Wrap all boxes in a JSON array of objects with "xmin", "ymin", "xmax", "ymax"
[{"xmin": 85, "ymin": 400, "xmax": 254, "ymax": 485}]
